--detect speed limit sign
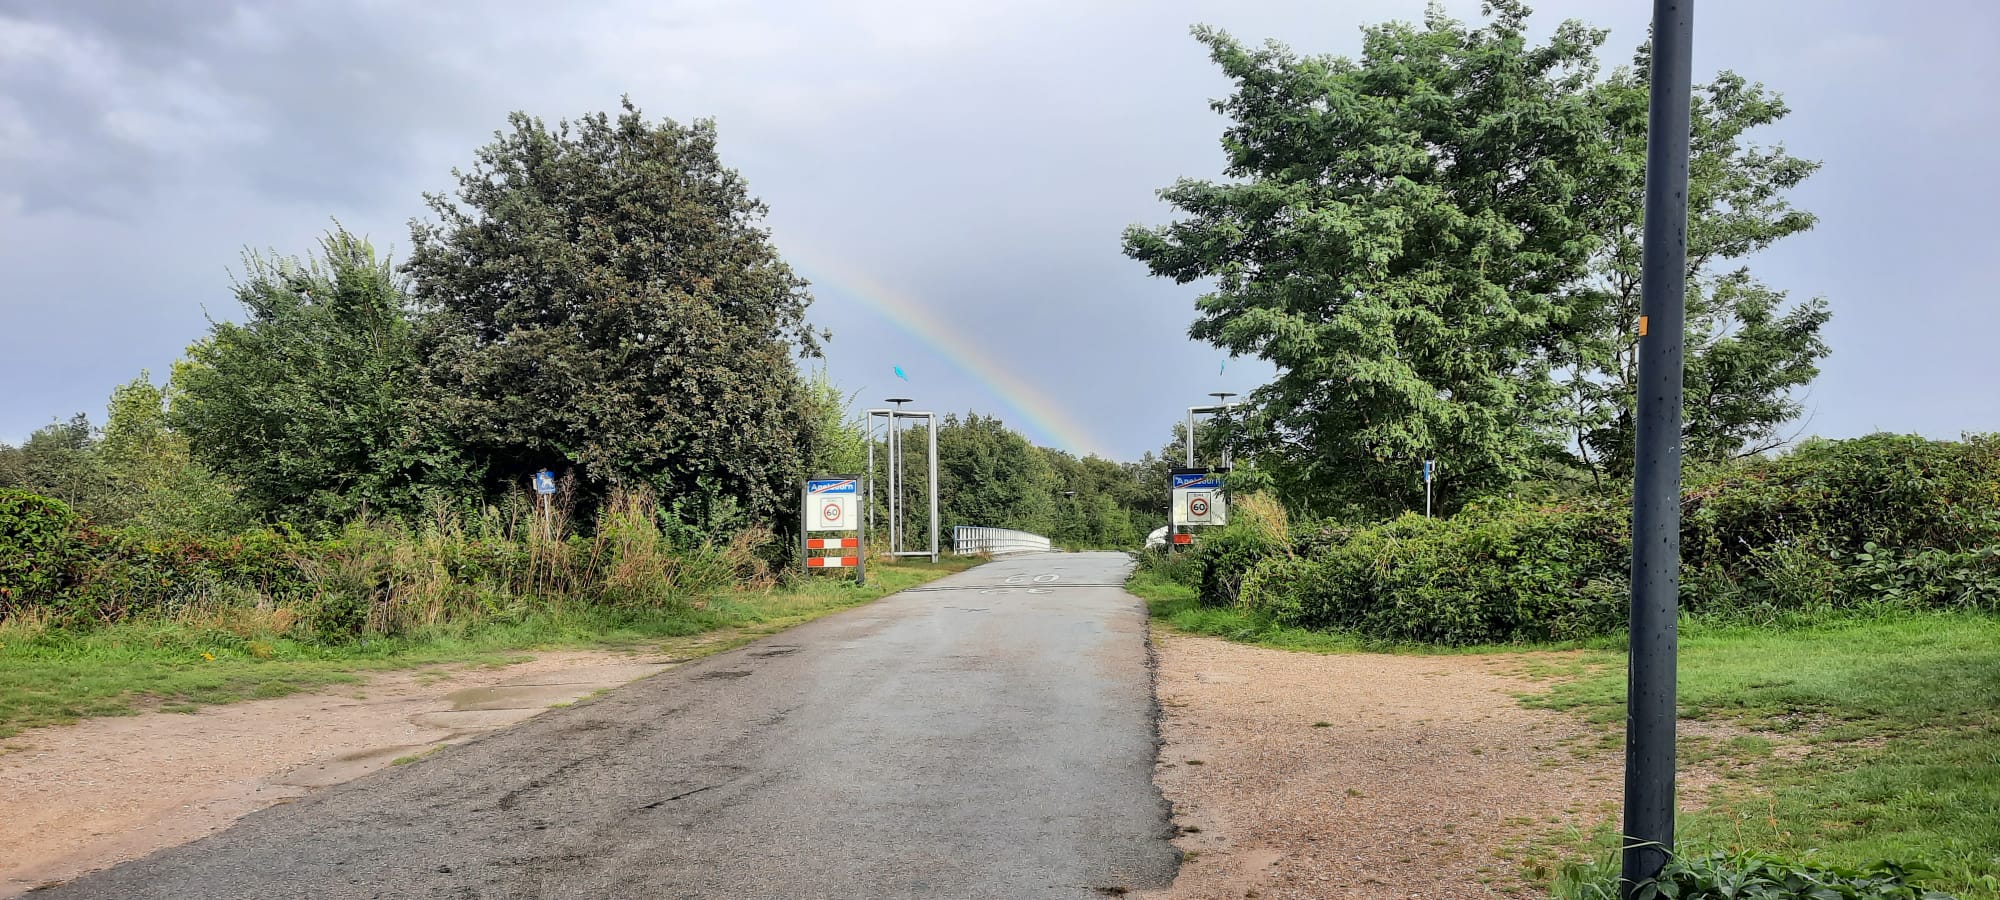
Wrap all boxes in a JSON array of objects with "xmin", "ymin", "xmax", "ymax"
[{"xmin": 1189, "ymin": 496, "xmax": 1209, "ymax": 518}]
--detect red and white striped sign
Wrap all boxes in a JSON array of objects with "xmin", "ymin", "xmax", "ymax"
[
  {"xmin": 806, "ymin": 556, "xmax": 859, "ymax": 568},
  {"xmin": 807, "ymin": 537, "xmax": 858, "ymax": 549}
]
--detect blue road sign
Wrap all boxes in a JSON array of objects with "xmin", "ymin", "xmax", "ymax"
[
  {"xmin": 808, "ymin": 478, "xmax": 857, "ymax": 494},
  {"xmin": 1423, "ymin": 460, "xmax": 1435, "ymax": 483},
  {"xmin": 532, "ymin": 470, "xmax": 556, "ymax": 495},
  {"xmin": 1171, "ymin": 473, "xmax": 1223, "ymax": 490}
]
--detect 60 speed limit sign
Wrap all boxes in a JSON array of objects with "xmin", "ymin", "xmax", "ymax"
[{"xmin": 1188, "ymin": 496, "xmax": 1209, "ymax": 518}]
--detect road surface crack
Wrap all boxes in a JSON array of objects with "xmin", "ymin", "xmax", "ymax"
[{"xmin": 637, "ymin": 784, "xmax": 720, "ymax": 810}]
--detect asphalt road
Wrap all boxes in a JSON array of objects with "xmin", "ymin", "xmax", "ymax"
[{"xmin": 41, "ymin": 552, "xmax": 1179, "ymax": 899}]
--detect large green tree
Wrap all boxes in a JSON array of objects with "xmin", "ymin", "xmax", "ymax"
[
  {"xmin": 171, "ymin": 229, "xmax": 448, "ymax": 523},
  {"xmin": 2, "ymin": 414, "xmax": 107, "ymax": 514},
  {"xmin": 1125, "ymin": 6, "xmax": 1610, "ymax": 516},
  {"xmin": 1562, "ymin": 63, "xmax": 1829, "ymax": 480},
  {"xmin": 1127, "ymin": 3, "xmax": 1830, "ymax": 514},
  {"xmin": 407, "ymin": 100, "xmax": 820, "ymax": 527}
]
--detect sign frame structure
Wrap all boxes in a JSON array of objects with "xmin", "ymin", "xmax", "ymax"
[
  {"xmin": 801, "ymin": 475, "xmax": 865, "ymax": 584},
  {"xmin": 1170, "ymin": 467, "xmax": 1227, "ymax": 546},
  {"xmin": 865, "ymin": 408, "xmax": 940, "ymax": 564}
]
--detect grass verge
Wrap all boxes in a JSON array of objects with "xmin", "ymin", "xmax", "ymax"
[
  {"xmin": 1533, "ymin": 613, "xmax": 2000, "ymax": 898},
  {"xmin": 0, "ymin": 556, "xmax": 982, "ymax": 739},
  {"xmin": 1131, "ymin": 565, "xmax": 2000, "ymax": 896}
]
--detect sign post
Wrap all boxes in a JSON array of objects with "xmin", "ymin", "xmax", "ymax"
[
  {"xmin": 531, "ymin": 469, "xmax": 557, "ymax": 541},
  {"xmin": 802, "ymin": 476, "xmax": 864, "ymax": 585},
  {"xmin": 1169, "ymin": 468, "xmax": 1226, "ymax": 549},
  {"xmin": 1423, "ymin": 459, "xmax": 1436, "ymax": 518}
]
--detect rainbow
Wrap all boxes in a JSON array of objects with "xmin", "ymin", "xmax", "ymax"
[{"xmin": 787, "ymin": 247, "xmax": 1113, "ymax": 460}]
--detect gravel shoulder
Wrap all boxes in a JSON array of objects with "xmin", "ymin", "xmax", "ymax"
[
  {"xmin": 0, "ymin": 650, "xmax": 676, "ymax": 897},
  {"xmin": 1139, "ymin": 629, "xmax": 1620, "ymax": 900}
]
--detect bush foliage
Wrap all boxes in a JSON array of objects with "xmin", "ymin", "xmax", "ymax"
[
  {"xmin": 1566, "ymin": 850, "xmax": 1959, "ymax": 900},
  {"xmin": 1151, "ymin": 434, "xmax": 2000, "ymax": 646},
  {"xmin": 0, "ymin": 487, "xmax": 771, "ymax": 639},
  {"xmin": 0, "ymin": 489, "xmax": 83, "ymax": 616}
]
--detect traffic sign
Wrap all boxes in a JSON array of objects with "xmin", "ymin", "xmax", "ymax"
[
  {"xmin": 1170, "ymin": 468, "xmax": 1227, "ymax": 528},
  {"xmin": 531, "ymin": 470, "xmax": 556, "ymax": 495},
  {"xmin": 1172, "ymin": 472, "xmax": 1223, "ymax": 490},
  {"xmin": 805, "ymin": 478, "xmax": 859, "ymax": 533}
]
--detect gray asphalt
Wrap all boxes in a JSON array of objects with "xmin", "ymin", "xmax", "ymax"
[{"xmin": 39, "ymin": 552, "xmax": 1179, "ymax": 899}]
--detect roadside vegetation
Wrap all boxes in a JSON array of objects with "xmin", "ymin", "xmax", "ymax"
[
  {"xmin": 1132, "ymin": 435, "xmax": 2000, "ymax": 897},
  {"xmin": 1125, "ymin": 5, "xmax": 1993, "ymax": 898},
  {"xmin": 0, "ymin": 553, "xmax": 974, "ymax": 739},
  {"xmin": 0, "ymin": 99, "xmax": 1108, "ymax": 737}
]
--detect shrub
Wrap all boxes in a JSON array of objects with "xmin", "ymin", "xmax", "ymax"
[
  {"xmin": 1243, "ymin": 502, "xmax": 1627, "ymax": 645},
  {"xmin": 1235, "ymin": 433, "xmax": 2000, "ymax": 645},
  {"xmin": 0, "ymin": 489, "xmax": 83, "ymax": 615},
  {"xmin": 1190, "ymin": 492, "xmax": 1291, "ymax": 607},
  {"xmin": 1133, "ymin": 543, "xmax": 1201, "ymax": 588}
]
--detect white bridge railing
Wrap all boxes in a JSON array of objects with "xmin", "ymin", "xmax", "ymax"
[{"xmin": 951, "ymin": 526, "xmax": 1052, "ymax": 557}]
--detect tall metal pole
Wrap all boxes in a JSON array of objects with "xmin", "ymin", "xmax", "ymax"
[
  {"xmin": 886, "ymin": 398, "xmax": 911, "ymax": 555},
  {"xmin": 927, "ymin": 414, "xmax": 940, "ymax": 564},
  {"xmin": 1185, "ymin": 407, "xmax": 1196, "ymax": 468},
  {"xmin": 890, "ymin": 417, "xmax": 900, "ymax": 554},
  {"xmin": 1624, "ymin": 0, "xmax": 1693, "ymax": 892},
  {"xmin": 866, "ymin": 413, "xmax": 877, "ymax": 531}
]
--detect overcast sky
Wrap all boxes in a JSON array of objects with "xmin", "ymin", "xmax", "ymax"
[{"xmin": 3, "ymin": 0, "xmax": 1994, "ymax": 461}]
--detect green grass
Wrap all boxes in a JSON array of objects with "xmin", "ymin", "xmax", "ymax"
[
  {"xmin": 0, "ymin": 556, "xmax": 981, "ymax": 739},
  {"xmin": 1530, "ymin": 613, "xmax": 2000, "ymax": 898},
  {"xmin": 1126, "ymin": 569, "xmax": 1369, "ymax": 653},
  {"xmin": 1130, "ymin": 564, "xmax": 2000, "ymax": 896}
]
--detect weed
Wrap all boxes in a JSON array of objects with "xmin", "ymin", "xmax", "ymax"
[{"xmin": 391, "ymin": 745, "xmax": 447, "ymax": 766}]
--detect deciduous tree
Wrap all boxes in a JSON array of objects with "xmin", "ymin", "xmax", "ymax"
[
  {"xmin": 407, "ymin": 100, "xmax": 820, "ymax": 527},
  {"xmin": 171, "ymin": 229, "xmax": 448, "ymax": 523}
]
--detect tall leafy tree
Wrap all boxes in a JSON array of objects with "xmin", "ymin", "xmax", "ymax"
[
  {"xmin": 407, "ymin": 100, "xmax": 820, "ymax": 526},
  {"xmin": 171, "ymin": 229, "xmax": 448, "ymax": 523},
  {"xmin": 1562, "ymin": 64, "xmax": 1829, "ymax": 479},
  {"xmin": 1128, "ymin": 4, "xmax": 1831, "ymax": 513},
  {"xmin": 1125, "ymin": 5, "xmax": 1611, "ymax": 516},
  {"xmin": 97, "ymin": 373, "xmax": 246, "ymax": 533},
  {"xmin": 3, "ymin": 414, "xmax": 107, "ymax": 513}
]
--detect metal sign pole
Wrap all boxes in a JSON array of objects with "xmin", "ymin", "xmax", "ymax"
[
  {"xmin": 1184, "ymin": 407, "xmax": 1196, "ymax": 468},
  {"xmin": 866, "ymin": 413, "xmax": 877, "ymax": 531},
  {"xmin": 799, "ymin": 480, "xmax": 809, "ymax": 575},
  {"xmin": 927, "ymin": 413, "xmax": 940, "ymax": 563},
  {"xmin": 1624, "ymin": 0, "xmax": 1693, "ymax": 892},
  {"xmin": 889, "ymin": 412, "xmax": 901, "ymax": 554},
  {"xmin": 855, "ymin": 492, "xmax": 867, "ymax": 585}
]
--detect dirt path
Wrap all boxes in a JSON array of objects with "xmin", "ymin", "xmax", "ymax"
[
  {"xmin": 1140, "ymin": 630, "xmax": 1620, "ymax": 900},
  {"xmin": 0, "ymin": 649, "xmax": 678, "ymax": 897}
]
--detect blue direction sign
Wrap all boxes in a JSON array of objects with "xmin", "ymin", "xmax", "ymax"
[
  {"xmin": 1171, "ymin": 472, "xmax": 1223, "ymax": 490},
  {"xmin": 532, "ymin": 470, "xmax": 556, "ymax": 495}
]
